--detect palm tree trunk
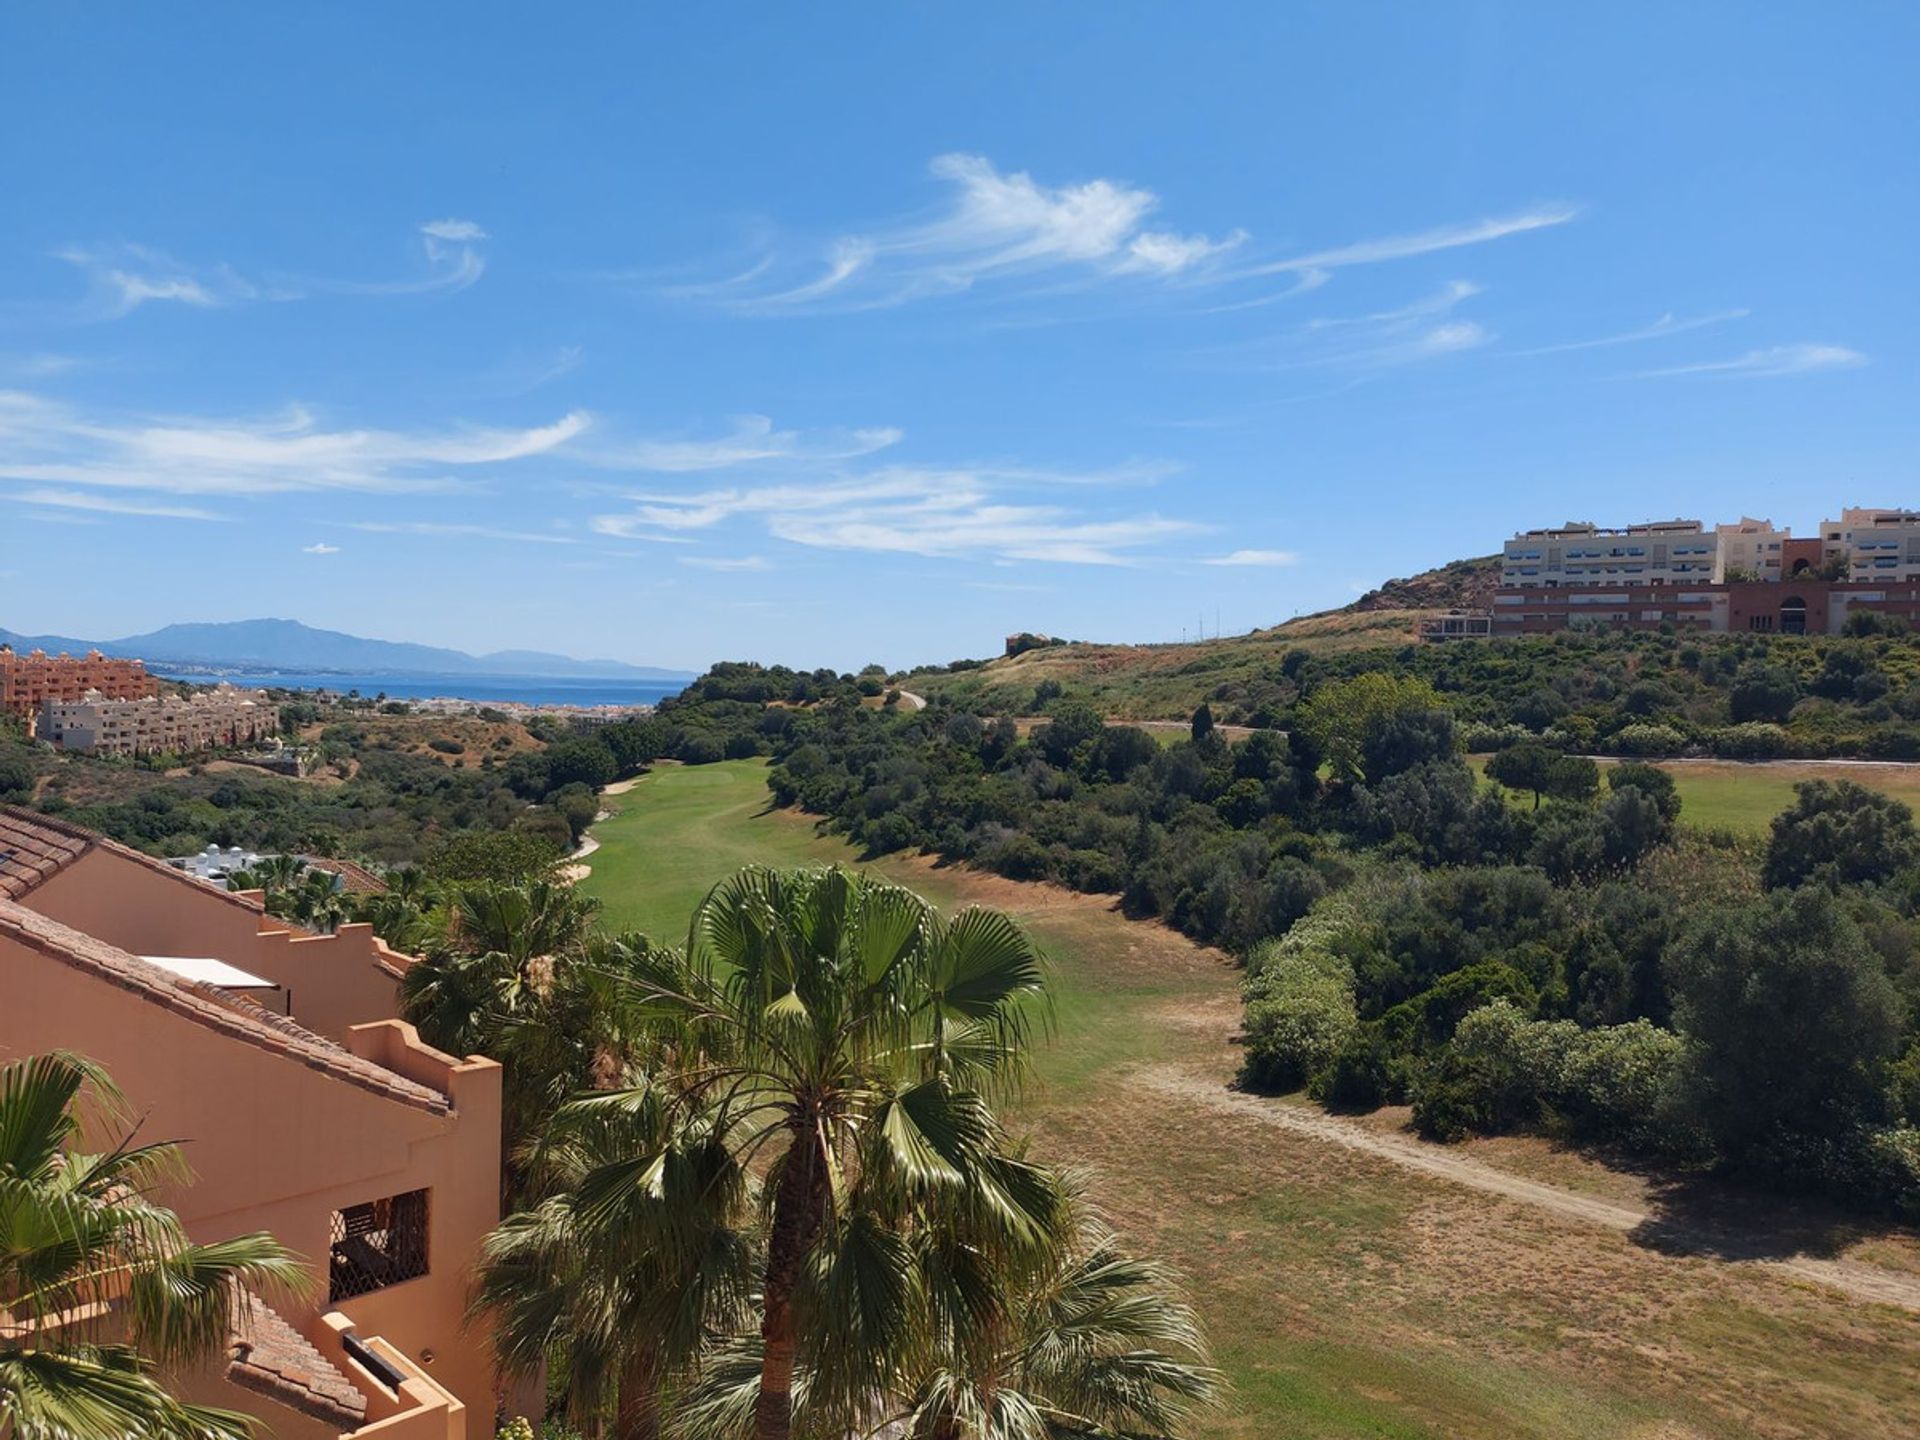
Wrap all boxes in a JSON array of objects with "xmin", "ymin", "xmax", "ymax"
[
  {"xmin": 756, "ymin": 1121, "xmax": 830, "ymax": 1440},
  {"xmin": 615, "ymin": 1345, "xmax": 664, "ymax": 1440}
]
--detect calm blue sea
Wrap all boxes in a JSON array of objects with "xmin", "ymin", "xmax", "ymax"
[{"xmin": 149, "ymin": 669, "xmax": 688, "ymax": 708}]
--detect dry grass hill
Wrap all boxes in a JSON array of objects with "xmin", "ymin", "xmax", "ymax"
[{"xmin": 908, "ymin": 555, "xmax": 1499, "ymax": 720}]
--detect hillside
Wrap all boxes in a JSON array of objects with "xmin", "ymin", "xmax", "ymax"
[
  {"xmin": 1346, "ymin": 553, "xmax": 1501, "ymax": 613},
  {"xmin": 0, "ymin": 619, "xmax": 693, "ymax": 681},
  {"xmin": 907, "ymin": 606, "xmax": 1429, "ymax": 720}
]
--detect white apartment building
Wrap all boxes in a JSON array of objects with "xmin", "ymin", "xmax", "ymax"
[
  {"xmin": 1714, "ymin": 516, "xmax": 1791, "ymax": 581},
  {"xmin": 1500, "ymin": 519, "xmax": 1719, "ymax": 588},
  {"xmin": 39, "ymin": 683, "xmax": 275, "ymax": 755},
  {"xmin": 1820, "ymin": 507, "xmax": 1920, "ymax": 582}
]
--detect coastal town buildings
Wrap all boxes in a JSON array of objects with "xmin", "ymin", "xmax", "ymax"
[
  {"xmin": 0, "ymin": 804, "xmax": 500, "ymax": 1439},
  {"xmin": 38, "ymin": 681, "xmax": 276, "ymax": 754},
  {"xmin": 0, "ymin": 646, "xmax": 159, "ymax": 728},
  {"xmin": 1489, "ymin": 505, "xmax": 1920, "ymax": 636}
]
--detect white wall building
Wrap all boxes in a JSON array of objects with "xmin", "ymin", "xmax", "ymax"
[
  {"xmin": 1500, "ymin": 519, "xmax": 1719, "ymax": 589},
  {"xmin": 39, "ymin": 683, "xmax": 275, "ymax": 755},
  {"xmin": 1713, "ymin": 516, "xmax": 1791, "ymax": 581},
  {"xmin": 1820, "ymin": 507, "xmax": 1920, "ymax": 582}
]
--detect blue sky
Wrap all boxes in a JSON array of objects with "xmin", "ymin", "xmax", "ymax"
[{"xmin": 2, "ymin": 5, "xmax": 1914, "ymax": 671}]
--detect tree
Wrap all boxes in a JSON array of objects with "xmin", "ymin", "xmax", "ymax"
[
  {"xmin": 0, "ymin": 1053, "xmax": 307, "ymax": 1440},
  {"xmin": 401, "ymin": 882, "xmax": 617, "ymax": 1204},
  {"xmin": 1728, "ymin": 664, "xmax": 1801, "ymax": 724},
  {"xmin": 1033, "ymin": 701, "xmax": 1104, "ymax": 768},
  {"xmin": 1190, "ymin": 704, "xmax": 1215, "ymax": 744},
  {"xmin": 1607, "ymin": 762, "xmax": 1681, "ymax": 832},
  {"xmin": 626, "ymin": 866, "xmax": 1053, "ymax": 1440},
  {"xmin": 1762, "ymin": 779, "xmax": 1920, "ymax": 890},
  {"xmin": 674, "ymin": 1178, "xmax": 1219, "ymax": 1440},
  {"xmin": 1668, "ymin": 887, "xmax": 1902, "ymax": 1163},
  {"xmin": 1296, "ymin": 674, "xmax": 1450, "ymax": 784},
  {"xmin": 0, "ymin": 748, "xmax": 32, "ymax": 802},
  {"xmin": 1485, "ymin": 744, "xmax": 1597, "ymax": 809},
  {"xmin": 472, "ymin": 1082, "xmax": 752, "ymax": 1440}
]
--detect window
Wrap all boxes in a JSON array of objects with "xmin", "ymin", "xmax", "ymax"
[{"xmin": 328, "ymin": 1190, "xmax": 430, "ymax": 1301}]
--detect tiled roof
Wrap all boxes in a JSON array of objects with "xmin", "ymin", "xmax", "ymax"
[
  {"xmin": 0, "ymin": 900, "xmax": 449, "ymax": 1114},
  {"xmin": 309, "ymin": 856, "xmax": 389, "ymax": 895},
  {"xmin": 227, "ymin": 1295, "xmax": 369, "ymax": 1429},
  {"xmin": 0, "ymin": 803, "xmax": 270, "ymax": 918},
  {"xmin": 0, "ymin": 806, "xmax": 94, "ymax": 900}
]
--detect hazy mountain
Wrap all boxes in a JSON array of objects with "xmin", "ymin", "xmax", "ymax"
[{"xmin": 0, "ymin": 618, "xmax": 694, "ymax": 681}]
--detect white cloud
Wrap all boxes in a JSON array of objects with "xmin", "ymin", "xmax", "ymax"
[
  {"xmin": 302, "ymin": 542, "xmax": 341, "ymax": 554},
  {"xmin": 1223, "ymin": 280, "xmax": 1495, "ymax": 373},
  {"xmin": 589, "ymin": 414, "xmax": 902, "ymax": 472},
  {"xmin": 594, "ymin": 463, "xmax": 1202, "ymax": 566},
  {"xmin": 1513, "ymin": 308, "xmax": 1749, "ymax": 356},
  {"xmin": 688, "ymin": 153, "xmax": 1245, "ymax": 313},
  {"xmin": 0, "ymin": 389, "xmax": 588, "ymax": 496},
  {"xmin": 680, "ymin": 554, "xmax": 770, "ymax": 571},
  {"xmin": 421, "ymin": 219, "xmax": 487, "ymax": 242},
  {"xmin": 1203, "ymin": 549, "xmax": 1298, "ymax": 567},
  {"xmin": 10, "ymin": 486, "xmax": 221, "ymax": 520},
  {"xmin": 1628, "ymin": 343, "xmax": 1867, "ymax": 380},
  {"xmin": 344, "ymin": 521, "xmax": 579, "ymax": 545},
  {"xmin": 1242, "ymin": 204, "xmax": 1580, "ymax": 276},
  {"xmin": 56, "ymin": 221, "xmax": 490, "ymax": 317},
  {"xmin": 679, "ymin": 159, "xmax": 1575, "ymax": 316},
  {"xmin": 55, "ymin": 244, "xmax": 257, "ymax": 318}
]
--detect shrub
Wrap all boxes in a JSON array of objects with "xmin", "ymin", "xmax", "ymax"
[
  {"xmin": 1240, "ymin": 953, "xmax": 1358, "ymax": 1092},
  {"xmin": 1762, "ymin": 779, "xmax": 1920, "ymax": 889},
  {"xmin": 1611, "ymin": 723, "xmax": 1686, "ymax": 757},
  {"xmin": 1706, "ymin": 722, "xmax": 1790, "ymax": 759},
  {"xmin": 427, "ymin": 736, "xmax": 465, "ymax": 755}
]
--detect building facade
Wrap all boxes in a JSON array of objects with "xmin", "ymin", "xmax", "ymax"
[
  {"xmin": 38, "ymin": 682, "xmax": 275, "ymax": 754},
  {"xmin": 1499, "ymin": 519, "xmax": 1719, "ymax": 589},
  {"xmin": 1489, "ymin": 507, "xmax": 1920, "ymax": 636},
  {"xmin": 1820, "ymin": 507, "xmax": 1920, "ymax": 582},
  {"xmin": 0, "ymin": 646, "xmax": 159, "ymax": 728},
  {"xmin": 0, "ymin": 805, "xmax": 502, "ymax": 1439}
]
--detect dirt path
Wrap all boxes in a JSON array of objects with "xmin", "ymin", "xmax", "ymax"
[
  {"xmin": 1144, "ymin": 1065, "xmax": 1920, "ymax": 1314},
  {"xmin": 896, "ymin": 689, "xmax": 927, "ymax": 711}
]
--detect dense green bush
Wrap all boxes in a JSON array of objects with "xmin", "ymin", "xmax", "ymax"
[{"xmin": 1240, "ymin": 946, "xmax": 1357, "ymax": 1092}]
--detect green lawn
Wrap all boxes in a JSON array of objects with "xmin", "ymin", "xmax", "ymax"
[
  {"xmin": 576, "ymin": 759, "xmax": 1920, "ymax": 1440},
  {"xmin": 1467, "ymin": 754, "xmax": 1920, "ymax": 833}
]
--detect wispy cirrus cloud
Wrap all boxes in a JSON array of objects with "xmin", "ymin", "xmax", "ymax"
[
  {"xmin": 9, "ymin": 486, "xmax": 222, "ymax": 520},
  {"xmin": 680, "ymin": 554, "xmax": 770, "ymax": 571},
  {"xmin": 0, "ymin": 389, "xmax": 587, "ymax": 496},
  {"xmin": 1216, "ymin": 279, "xmax": 1495, "ymax": 373},
  {"xmin": 1512, "ymin": 308, "xmax": 1749, "ymax": 357},
  {"xmin": 1628, "ymin": 343, "xmax": 1868, "ymax": 380},
  {"xmin": 669, "ymin": 154, "xmax": 1576, "ymax": 316},
  {"xmin": 583, "ymin": 414, "xmax": 903, "ymax": 472},
  {"xmin": 343, "ymin": 520, "xmax": 579, "ymax": 545},
  {"xmin": 593, "ymin": 463, "xmax": 1202, "ymax": 566},
  {"xmin": 54, "ymin": 219, "xmax": 490, "ymax": 319},
  {"xmin": 1203, "ymin": 548, "xmax": 1297, "ymax": 567},
  {"xmin": 302, "ymin": 542, "xmax": 341, "ymax": 554}
]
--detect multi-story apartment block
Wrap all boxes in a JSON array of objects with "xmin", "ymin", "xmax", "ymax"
[
  {"xmin": 38, "ymin": 681, "xmax": 276, "ymax": 754},
  {"xmin": 0, "ymin": 804, "xmax": 501, "ymax": 1439},
  {"xmin": 1820, "ymin": 507, "xmax": 1920, "ymax": 582},
  {"xmin": 1489, "ymin": 505, "xmax": 1920, "ymax": 637},
  {"xmin": 0, "ymin": 645, "xmax": 159, "ymax": 727},
  {"xmin": 1499, "ymin": 519, "xmax": 1720, "ymax": 589},
  {"xmin": 1714, "ymin": 516, "xmax": 1792, "ymax": 581}
]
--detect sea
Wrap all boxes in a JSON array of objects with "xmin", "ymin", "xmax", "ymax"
[{"xmin": 148, "ymin": 668, "xmax": 688, "ymax": 709}]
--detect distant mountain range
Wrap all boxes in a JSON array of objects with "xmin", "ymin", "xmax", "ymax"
[{"xmin": 0, "ymin": 619, "xmax": 696, "ymax": 682}]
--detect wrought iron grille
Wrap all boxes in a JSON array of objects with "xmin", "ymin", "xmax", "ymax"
[{"xmin": 328, "ymin": 1188, "xmax": 430, "ymax": 1302}]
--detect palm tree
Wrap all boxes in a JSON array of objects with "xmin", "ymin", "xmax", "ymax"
[
  {"xmin": 671, "ymin": 1172, "xmax": 1220, "ymax": 1440},
  {"xmin": 472, "ymin": 1082, "xmax": 754, "ymax": 1440},
  {"xmin": 399, "ymin": 882, "xmax": 620, "ymax": 1205},
  {"xmin": 0, "ymin": 1053, "xmax": 309, "ymax": 1440},
  {"xmin": 625, "ymin": 865, "xmax": 1053, "ymax": 1440}
]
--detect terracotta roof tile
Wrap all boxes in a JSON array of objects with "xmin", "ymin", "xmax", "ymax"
[
  {"xmin": 0, "ymin": 806, "xmax": 94, "ymax": 900},
  {"xmin": 0, "ymin": 899, "xmax": 449, "ymax": 1115},
  {"xmin": 308, "ymin": 857, "xmax": 389, "ymax": 895},
  {"xmin": 227, "ymin": 1295, "xmax": 368, "ymax": 1429}
]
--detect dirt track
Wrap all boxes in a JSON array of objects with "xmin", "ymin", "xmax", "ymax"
[{"xmin": 1144, "ymin": 1066, "xmax": 1920, "ymax": 1314}]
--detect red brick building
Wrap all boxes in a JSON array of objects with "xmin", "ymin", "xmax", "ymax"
[
  {"xmin": 1490, "ymin": 579, "xmax": 1920, "ymax": 636},
  {"xmin": 0, "ymin": 646, "xmax": 160, "ymax": 728}
]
